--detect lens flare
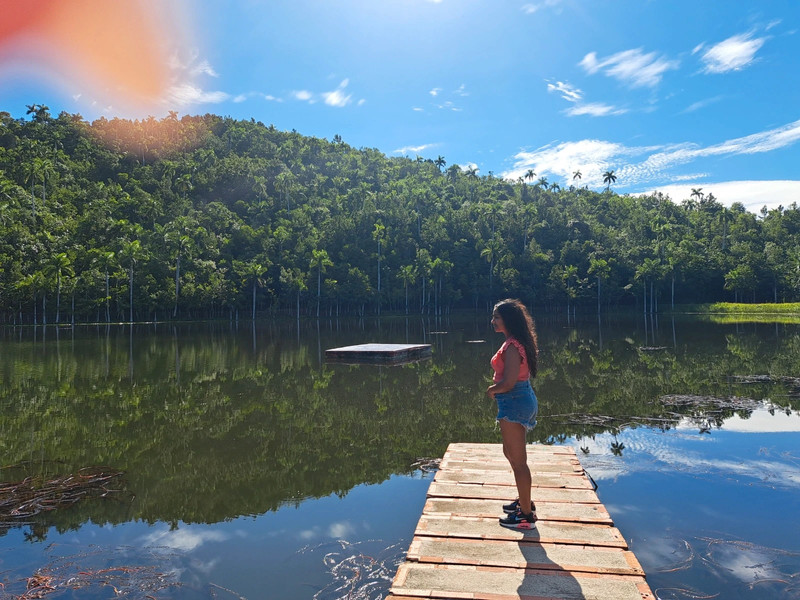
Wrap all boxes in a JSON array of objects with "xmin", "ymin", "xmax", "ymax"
[{"xmin": 0, "ymin": 0, "xmax": 179, "ymax": 112}]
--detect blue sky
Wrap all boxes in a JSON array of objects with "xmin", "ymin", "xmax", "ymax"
[{"xmin": 2, "ymin": 0, "xmax": 799, "ymax": 212}]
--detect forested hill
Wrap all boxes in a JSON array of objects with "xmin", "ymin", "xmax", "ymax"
[{"xmin": 1, "ymin": 107, "xmax": 799, "ymax": 323}]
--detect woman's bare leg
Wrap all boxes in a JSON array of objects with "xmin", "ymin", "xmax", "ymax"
[{"xmin": 500, "ymin": 420, "xmax": 532, "ymax": 514}]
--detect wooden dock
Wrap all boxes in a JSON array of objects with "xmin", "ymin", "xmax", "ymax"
[
  {"xmin": 325, "ymin": 343, "xmax": 432, "ymax": 365},
  {"xmin": 389, "ymin": 443, "xmax": 654, "ymax": 600}
]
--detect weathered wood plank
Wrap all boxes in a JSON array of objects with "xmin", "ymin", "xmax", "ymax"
[
  {"xmin": 388, "ymin": 443, "xmax": 654, "ymax": 600},
  {"xmin": 406, "ymin": 537, "xmax": 645, "ymax": 575},
  {"xmin": 415, "ymin": 515, "xmax": 628, "ymax": 548},
  {"xmin": 423, "ymin": 497, "xmax": 612, "ymax": 525},
  {"xmin": 427, "ymin": 482, "xmax": 602, "ymax": 503},
  {"xmin": 390, "ymin": 563, "xmax": 654, "ymax": 600}
]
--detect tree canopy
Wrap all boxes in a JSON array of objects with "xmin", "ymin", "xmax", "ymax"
[{"xmin": 2, "ymin": 108, "xmax": 799, "ymax": 323}]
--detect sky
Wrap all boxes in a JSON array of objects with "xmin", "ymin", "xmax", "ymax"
[{"xmin": 1, "ymin": 0, "xmax": 799, "ymax": 213}]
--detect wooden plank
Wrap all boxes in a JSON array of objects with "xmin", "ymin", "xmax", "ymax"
[
  {"xmin": 390, "ymin": 563, "xmax": 654, "ymax": 600},
  {"xmin": 423, "ymin": 497, "xmax": 613, "ymax": 525},
  {"xmin": 440, "ymin": 458, "xmax": 583, "ymax": 473},
  {"xmin": 444, "ymin": 443, "xmax": 576, "ymax": 457},
  {"xmin": 389, "ymin": 443, "xmax": 654, "ymax": 600},
  {"xmin": 415, "ymin": 515, "xmax": 629, "ymax": 548},
  {"xmin": 427, "ymin": 482, "xmax": 601, "ymax": 504},
  {"xmin": 406, "ymin": 537, "xmax": 645, "ymax": 576},
  {"xmin": 433, "ymin": 470, "xmax": 593, "ymax": 488}
]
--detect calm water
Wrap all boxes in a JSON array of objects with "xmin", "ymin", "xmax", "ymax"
[{"xmin": 1, "ymin": 313, "xmax": 799, "ymax": 599}]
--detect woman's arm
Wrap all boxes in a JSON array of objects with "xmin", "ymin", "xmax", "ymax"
[{"xmin": 487, "ymin": 344, "xmax": 521, "ymax": 398}]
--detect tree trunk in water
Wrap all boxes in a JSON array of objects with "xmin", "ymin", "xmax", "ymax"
[
  {"xmin": 671, "ymin": 276, "xmax": 675, "ymax": 309},
  {"xmin": 174, "ymin": 253, "xmax": 181, "ymax": 317},
  {"xmin": 129, "ymin": 267, "xmax": 134, "ymax": 324},
  {"xmin": 643, "ymin": 283, "xmax": 647, "ymax": 315},
  {"xmin": 252, "ymin": 280, "xmax": 257, "ymax": 320}
]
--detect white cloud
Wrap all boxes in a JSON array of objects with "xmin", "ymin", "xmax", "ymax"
[
  {"xmin": 546, "ymin": 80, "xmax": 582, "ymax": 102},
  {"xmin": 191, "ymin": 59, "xmax": 219, "ymax": 78},
  {"xmin": 580, "ymin": 48, "xmax": 679, "ymax": 88},
  {"xmin": 394, "ymin": 143, "xmax": 437, "ymax": 155},
  {"xmin": 681, "ymin": 95, "xmax": 723, "ymax": 113},
  {"xmin": 503, "ymin": 119, "xmax": 800, "ymax": 201},
  {"xmin": 166, "ymin": 83, "xmax": 230, "ymax": 106},
  {"xmin": 328, "ymin": 521, "xmax": 355, "ymax": 539},
  {"xmin": 141, "ymin": 527, "xmax": 230, "ymax": 552},
  {"xmin": 454, "ymin": 84, "xmax": 469, "ymax": 96},
  {"xmin": 504, "ymin": 139, "xmax": 640, "ymax": 187},
  {"xmin": 645, "ymin": 181, "xmax": 800, "ymax": 213},
  {"xmin": 565, "ymin": 103, "xmax": 627, "ymax": 117},
  {"xmin": 429, "ymin": 87, "xmax": 442, "ymax": 97},
  {"xmin": 291, "ymin": 90, "xmax": 314, "ymax": 102},
  {"xmin": 701, "ymin": 33, "xmax": 765, "ymax": 73},
  {"xmin": 233, "ymin": 94, "xmax": 247, "ymax": 103},
  {"xmin": 323, "ymin": 79, "xmax": 353, "ymax": 107},
  {"xmin": 412, "ymin": 107, "xmax": 424, "ymax": 112}
]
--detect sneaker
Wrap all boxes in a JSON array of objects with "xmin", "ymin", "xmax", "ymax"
[
  {"xmin": 499, "ymin": 509, "xmax": 537, "ymax": 530},
  {"xmin": 502, "ymin": 499, "xmax": 536, "ymax": 514}
]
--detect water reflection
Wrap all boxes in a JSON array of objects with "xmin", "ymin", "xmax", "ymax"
[{"xmin": 1, "ymin": 314, "xmax": 799, "ymax": 598}]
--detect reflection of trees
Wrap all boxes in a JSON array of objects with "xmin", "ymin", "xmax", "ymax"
[{"xmin": 0, "ymin": 317, "xmax": 799, "ymax": 533}]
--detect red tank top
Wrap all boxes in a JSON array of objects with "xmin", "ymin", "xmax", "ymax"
[{"xmin": 491, "ymin": 338, "xmax": 530, "ymax": 383}]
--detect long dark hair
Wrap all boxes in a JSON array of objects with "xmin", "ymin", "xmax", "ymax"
[{"xmin": 494, "ymin": 298, "xmax": 538, "ymax": 378}]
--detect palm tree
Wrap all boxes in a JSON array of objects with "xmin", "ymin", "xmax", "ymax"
[
  {"xmin": 46, "ymin": 252, "xmax": 73, "ymax": 323},
  {"xmin": 690, "ymin": 187, "xmax": 704, "ymax": 202},
  {"xmin": 94, "ymin": 250, "xmax": 117, "ymax": 323},
  {"xmin": 398, "ymin": 265, "xmax": 417, "ymax": 315},
  {"xmin": 240, "ymin": 261, "xmax": 268, "ymax": 320},
  {"xmin": 434, "ymin": 156, "xmax": 446, "ymax": 172},
  {"xmin": 573, "ymin": 169, "xmax": 582, "ymax": 182},
  {"xmin": 372, "ymin": 222, "xmax": 386, "ymax": 313},
  {"xmin": 119, "ymin": 240, "xmax": 143, "ymax": 323},
  {"xmin": 310, "ymin": 249, "xmax": 333, "ymax": 317},
  {"xmin": 602, "ymin": 170, "xmax": 617, "ymax": 191},
  {"xmin": 537, "ymin": 176, "xmax": 548, "ymax": 189},
  {"xmin": 525, "ymin": 169, "xmax": 536, "ymax": 183}
]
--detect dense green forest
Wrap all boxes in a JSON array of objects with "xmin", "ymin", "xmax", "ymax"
[{"xmin": 1, "ymin": 105, "xmax": 799, "ymax": 323}]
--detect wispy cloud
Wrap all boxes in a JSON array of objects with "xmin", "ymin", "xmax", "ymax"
[
  {"xmin": 166, "ymin": 83, "xmax": 230, "ymax": 106},
  {"xmin": 649, "ymin": 180, "xmax": 800, "ymax": 212},
  {"xmin": 521, "ymin": 0, "xmax": 563, "ymax": 14},
  {"xmin": 190, "ymin": 59, "xmax": 219, "ymax": 78},
  {"xmin": 504, "ymin": 119, "xmax": 800, "ymax": 190},
  {"xmin": 580, "ymin": 48, "xmax": 679, "ymax": 88},
  {"xmin": 565, "ymin": 103, "xmax": 627, "ymax": 117},
  {"xmin": 323, "ymin": 79, "xmax": 353, "ymax": 107},
  {"xmin": 429, "ymin": 87, "xmax": 442, "ymax": 97},
  {"xmin": 394, "ymin": 143, "xmax": 437, "ymax": 155},
  {"xmin": 698, "ymin": 33, "xmax": 766, "ymax": 74},
  {"xmin": 546, "ymin": 80, "xmax": 582, "ymax": 102},
  {"xmin": 681, "ymin": 95, "xmax": 724, "ymax": 113},
  {"xmin": 141, "ymin": 527, "xmax": 231, "ymax": 552}
]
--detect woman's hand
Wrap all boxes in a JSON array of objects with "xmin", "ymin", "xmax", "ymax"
[{"xmin": 486, "ymin": 385, "xmax": 496, "ymax": 399}]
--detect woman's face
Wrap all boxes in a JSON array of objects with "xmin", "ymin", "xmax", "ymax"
[{"xmin": 491, "ymin": 310, "xmax": 506, "ymax": 334}]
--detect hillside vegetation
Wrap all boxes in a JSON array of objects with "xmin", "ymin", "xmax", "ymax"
[{"xmin": 2, "ymin": 106, "xmax": 799, "ymax": 323}]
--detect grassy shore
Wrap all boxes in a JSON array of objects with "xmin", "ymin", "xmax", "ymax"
[
  {"xmin": 688, "ymin": 302, "xmax": 800, "ymax": 314},
  {"xmin": 677, "ymin": 302, "xmax": 800, "ymax": 324}
]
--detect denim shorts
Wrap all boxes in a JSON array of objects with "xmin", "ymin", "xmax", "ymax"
[{"xmin": 495, "ymin": 380, "xmax": 538, "ymax": 430}]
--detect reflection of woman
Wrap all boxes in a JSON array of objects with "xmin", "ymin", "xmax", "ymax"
[{"xmin": 486, "ymin": 298, "xmax": 539, "ymax": 529}]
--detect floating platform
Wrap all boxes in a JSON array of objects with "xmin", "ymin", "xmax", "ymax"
[
  {"xmin": 389, "ymin": 443, "xmax": 654, "ymax": 600},
  {"xmin": 324, "ymin": 343, "xmax": 432, "ymax": 365}
]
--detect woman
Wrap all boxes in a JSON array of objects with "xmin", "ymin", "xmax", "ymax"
[{"xmin": 486, "ymin": 298, "xmax": 539, "ymax": 530}]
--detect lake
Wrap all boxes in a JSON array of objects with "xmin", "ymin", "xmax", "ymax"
[{"xmin": 1, "ymin": 313, "xmax": 798, "ymax": 599}]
